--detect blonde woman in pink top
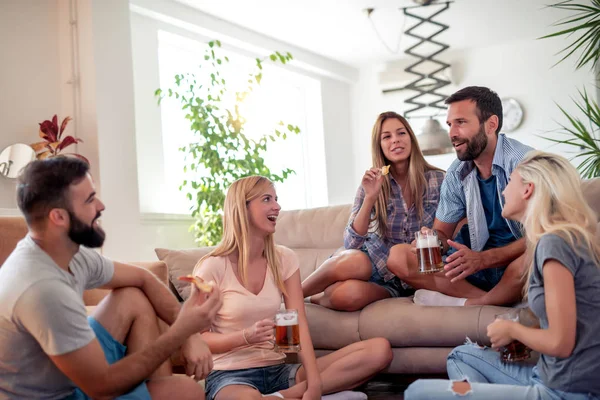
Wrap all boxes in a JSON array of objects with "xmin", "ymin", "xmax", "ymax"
[{"xmin": 194, "ymin": 176, "xmax": 393, "ymax": 400}]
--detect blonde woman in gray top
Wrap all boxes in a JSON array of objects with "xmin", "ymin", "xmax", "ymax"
[{"xmin": 406, "ymin": 151, "xmax": 600, "ymax": 400}]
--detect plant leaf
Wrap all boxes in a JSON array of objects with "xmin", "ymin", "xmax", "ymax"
[
  {"xmin": 59, "ymin": 116, "xmax": 73, "ymax": 140},
  {"xmin": 39, "ymin": 120, "xmax": 58, "ymax": 142},
  {"xmin": 539, "ymin": 1, "xmax": 600, "ymax": 72},
  {"xmin": 57, "ymin": 135, "xmax": 82, "ymax": 152}
]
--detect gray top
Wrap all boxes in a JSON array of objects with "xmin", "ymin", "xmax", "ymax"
[
  {"xmin": 529, "ymin": 233, "xmax": 600, "ymax": 395},
  {"xmin": 0, "ymin": 236, "xmax": 114, "ymax": 399}
]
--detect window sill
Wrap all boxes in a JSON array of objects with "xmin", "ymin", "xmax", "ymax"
[
  {"xmin": 139, "ymin": 212, "xmax": 195, "ymax": 225},
  {"xmin": 0, "ymin": 208, "xmax": 22, "ymax": 217}
]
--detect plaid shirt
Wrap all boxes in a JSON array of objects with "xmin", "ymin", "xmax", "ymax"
[
  {"xmin": 436, "ymin": 134, "xmax": 533, "ymax": 251},
  {"xmin": 344, "ymin": 170, "xmax": 445, "ymax": 281}
]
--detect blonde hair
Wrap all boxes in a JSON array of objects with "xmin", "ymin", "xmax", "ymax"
[
  {"xmin": 370, "ymin": 111, "xmax": 444, "ymax": 236},
  {"xmin": 193, "ymin": 176, "xmax": 287, "ymax": 294},
  {"xmin": 518, "ymin": 151, "xmax": 600, "ymax": 294}
]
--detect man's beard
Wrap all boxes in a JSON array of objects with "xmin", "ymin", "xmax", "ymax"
[
  {"xmin": 67, "ymin": 210, "xmax": 106, "ymax": 248},
  {"xmin": 454, "ymin": 123, "xmax": 488, "ymax": 161}
]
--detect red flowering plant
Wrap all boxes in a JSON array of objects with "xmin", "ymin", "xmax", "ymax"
[{"xmin": 30, "ymin": 115, "xmax": 89, "ymax": 163}]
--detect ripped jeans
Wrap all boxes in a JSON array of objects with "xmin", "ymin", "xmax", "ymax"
[{"xmin": 405, "ymin": 344, "xmax": 598, "ymax": 400}]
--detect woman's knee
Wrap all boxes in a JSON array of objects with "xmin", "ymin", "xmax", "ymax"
[
  {"xmin": 387, "ymin": 244, "xmax": 411, "ymax": 278},
  {"xmin": 216, "ymin": 387, "xmax": 263, "ymax": 400},
  {"xmin": 404, "ymin": 379, "xmax": 431, "ymax": 400},
  {"xmin": 107, "ymin": 287, "xmax": 154, "ymax": 316},
  {"xmin": 364, "ymin": 337, "xmax": 393, "ymax": 370},
  {"xmin": 406, "ymin": 379, "xmax": 469, "ymax": 400},
  {"xmin": 447, "ymin": 344, "xmax": 487, "ymax": 368},
  {"xmin": 328, "ymin": 282, "xmax": 370, "ymax": 311},
  {"xmin": 148, "ymin": 376, "xmax": 205, "ymax": 400},
  {"xmin": 328, "ymin": 288, "xmax": 364, "ymax": 311},
  {"xmin": 331, "ymin": 250, "xmax": 372, "ymax": 281}
]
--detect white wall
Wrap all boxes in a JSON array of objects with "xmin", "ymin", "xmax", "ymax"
[
  {"xmin": 321, "ymin": 78, "xmax": 355, "ymax": 205},
  {"xmin": 0, "ymin": 0, "xmax": 63, "ymax": 209},
  {"xmin": 351, "ymin": 39, "xmax": 598, "ymax": 189}
]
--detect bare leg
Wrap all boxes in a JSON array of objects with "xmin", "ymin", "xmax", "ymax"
[
  {"xmin": 302, "ymin": 250, "xmax": 371, "ymax": 297},
  {"xmin": 92, "ymin": 287, "xmax": 171, "ymax": 378},
  {"xmin": 465, "ymin": 254, "xmax": 526, "ymax": 306},
  {"xmin": 388, "ymin": 244, "xmax": 526, "ymax": 306},
  {"xmin": 312, "ymin": 280, "xmax": 390, "ymax": 311},
  {"xmin": 146, "ymin": 375, "xmax": 205, "ymax": 400},
  {"xmin": 280, "ymin": 337, "xmax": 393, "ymax": 398},
  {"xmin": 387, "ymin": 244, "xmax": 486, "ymax": 299},
  {"xmin": 217, "ymin": 385, "xmax": 299, "ymax": 400}
]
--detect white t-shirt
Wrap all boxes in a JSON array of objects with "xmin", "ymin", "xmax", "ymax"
[
  {"xmin": 195, "ymin": 245, "xmax": 299, "ymax": 371},
  {"xmin": 0, "ymin": 236, "xmax": 114, "ymax": 400}
]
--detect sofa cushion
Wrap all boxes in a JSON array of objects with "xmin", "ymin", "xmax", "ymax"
[
  {"xmin": 155, "ymin": 247, "xmax": 214, "ymax": 300},
  {"xmin": 582, "ymin": 178, "xmax": 600, "ymax": 220},
  {"xmin": 304, "ymin": 303, "xmax": 361, "ymax": 349},
  {"xmin": 82, "ymin": 261, "xmax": 169, "ymax": 306},
  {"xmin": 358, "ymin": 298, "xmax": 512, "ymax": 347},
  {"xmin": 273, "ymin": 204, "xmax": 351, "ymax": 250},
  {"xmin": 0, "ymin": 217, "xmax": 28, "ymax": 267},
  {"xmin": 292, "ymin": 248, "xmax": 339, "ymax": 281}
]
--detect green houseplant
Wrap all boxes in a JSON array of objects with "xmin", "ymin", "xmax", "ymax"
[
  {"xmin": 155, "ymin": 41, "xmax": 300, "ymax": 246},
  {"xmin": 540, "ymin": 0, "xmax": 600, "ymax": 178}
]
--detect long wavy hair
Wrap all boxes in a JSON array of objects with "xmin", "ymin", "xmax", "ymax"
[
  {"xmin": 371, "ymin": 111, "xmax": 444, "ymax": 236},
  {"xmin": 517, "ymin": 151, "xmax": 600, "ymax": 294},
  {"xmin": 193, "ymin": 176, "xmax": 286, "ymax": 294}
]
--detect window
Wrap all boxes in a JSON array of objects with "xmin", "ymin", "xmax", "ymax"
[{"xmin": 142, "ymin": 30, "xmax": 327, "ymax": 215}]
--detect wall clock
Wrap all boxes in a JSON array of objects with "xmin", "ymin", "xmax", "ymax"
[{"xmin": 501, "ymin": 98, "xmax": 524, "ymax": 133}]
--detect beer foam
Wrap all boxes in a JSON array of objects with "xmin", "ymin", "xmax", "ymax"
[
  {"xmin": 275, "ymin": 314, "xmax": 298, "ymax": 326},
  {"xmin": 416, "ymin": 235, "xmax": 438, "ymax": 249}
]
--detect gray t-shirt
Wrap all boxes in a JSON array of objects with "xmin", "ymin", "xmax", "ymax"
[
  {"xmin": 0, "ymin": 236, "xmax": 114, "ymax": 400},
  {"xmin": 529, "ymin": 233, "xmax": 600, "ymax": 395}
]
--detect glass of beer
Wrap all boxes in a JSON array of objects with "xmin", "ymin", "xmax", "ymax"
[
  {"xmin": 274, "ymin": 309, "xmax": 300, "ymax": 353},
  {"xmin": 495, "ymin": 309, "xmax": 532, "ymax": 362},
  {"xmin": 415, "ymin": 229, "xmax": 444, "ymax": 274}
]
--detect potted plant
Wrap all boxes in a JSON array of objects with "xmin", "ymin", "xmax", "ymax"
[
  {"xmin": 30, "ymin": 115, "xmax": 89, "ymax": 163},
  {"xmin": 156, "ymin": 41, "xmax": 300, "ymax": 245},
  {"xmin": 540, "ymin": 0, "xmax": 600, "ymax": 178}
]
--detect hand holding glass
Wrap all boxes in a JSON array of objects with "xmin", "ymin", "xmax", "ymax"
[
  {"xmin": 495, "ymin": 309, "xmax": 532, "ymax": 362},
  {"xmin": 274, "ymin": 309, "xmax": 300, "ymax": 353},
  {"xmin": 415, "ymin": 229, "xmax": 443, "ymax": 274}
]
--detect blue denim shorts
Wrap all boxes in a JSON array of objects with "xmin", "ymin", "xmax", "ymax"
[
  {"xmin": 205, "ymin": 363, "xmax": 301, "ymax": 400},
  {"xmin": 447, "ymin": 224, "xmax": 507, "ymax": 292},
  {"xmin": 360, "ymin": 247, "xmax": 413, "ymax": 298},
  {"xmin": 65, "ymin": 317, "xmax": 151, "ymax": 400}
]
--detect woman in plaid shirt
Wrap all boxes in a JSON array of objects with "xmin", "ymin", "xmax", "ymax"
[{"xmin": 302, "ymin": 111, "xmax": 445, "ymax": 311}]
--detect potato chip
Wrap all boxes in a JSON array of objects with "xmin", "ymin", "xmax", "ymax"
[{"xmin": 177, "ymin": 275, "xmax": 214, "ymax": 293}]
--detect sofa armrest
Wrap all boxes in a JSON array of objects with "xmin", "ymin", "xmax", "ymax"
[{"xmin": 83, "ymin": 261, "xmax": 168, "ymax": 306}]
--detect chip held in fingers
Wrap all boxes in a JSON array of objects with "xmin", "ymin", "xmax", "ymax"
[
  {"xmin": 381, "ymin": 165, "xmax": 391, "ymax": 176},
  {"xmin": 178, "ymin": 275, "xmax": 215, "ymax": 293}
]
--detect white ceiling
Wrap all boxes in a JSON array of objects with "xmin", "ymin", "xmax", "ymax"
[{"xmin": 173, "ymin": 0, "xmax": 570, "ymax": 67}]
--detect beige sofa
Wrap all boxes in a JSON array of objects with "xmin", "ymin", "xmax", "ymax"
[
  {"xmin": 157, "ymin": 178, "xmax": 600, "ymax": 375},
  {"xmin": 1, "ymin": 179, "xmax": 598, "ymax": 376}
]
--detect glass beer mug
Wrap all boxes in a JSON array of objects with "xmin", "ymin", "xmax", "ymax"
[
  {"xmin": 415, "ymin": 229, "xmax": 444, "ymax": 274},
  {"xmin": 495, "ymin": 309, "xmax": 536, "ymax": 362},
  {"xmin": 274, "ymin": 309, "xmax": 301, "ymax": 353}
]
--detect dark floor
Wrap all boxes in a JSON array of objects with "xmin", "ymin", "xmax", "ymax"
[
  {"xmin": 358, "ymin": 373, "xmax": 449, "ymax": 399},
  {"xmin": 359, "ymin": 373, "xmax": 438, "ymax": 399},
  {"xmin": 361, "ymin": 375, "xmax": 408, "ymax": 399}
]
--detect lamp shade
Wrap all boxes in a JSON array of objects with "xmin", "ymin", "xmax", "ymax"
[{"xmin": 417, "ymin": 119, "xmax": 454, "ymax": 156}]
